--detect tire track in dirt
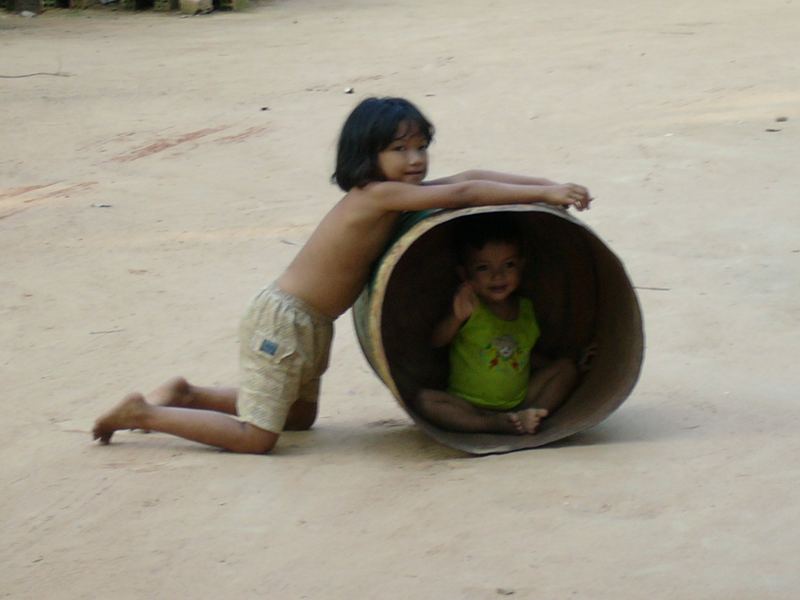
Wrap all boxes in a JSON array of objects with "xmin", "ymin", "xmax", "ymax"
[
  {"xmin": 109, "ymin": 126, "xmax": 230, "ymax": 163},
  {"xmin": 0, "ymin": 182, "xmax": 99, "ymax": 220}
]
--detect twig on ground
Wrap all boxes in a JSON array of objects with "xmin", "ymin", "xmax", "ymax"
[{"xmin": 0, "ymin": 72, "xmax": 72, "ymax": 78}]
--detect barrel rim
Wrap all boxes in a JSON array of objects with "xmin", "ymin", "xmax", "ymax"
[{"xmin": 355, "ymin": 204, "xmax": 645, "ymax": 454}]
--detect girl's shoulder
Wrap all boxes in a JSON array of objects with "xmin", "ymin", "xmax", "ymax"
[
  {"xmin": 345, "ymin": 180, "xmax": 413, "ymax": 200},
  {"xmin": 340, "ymin": 181, "xmax": 395, "ymax": 208}
]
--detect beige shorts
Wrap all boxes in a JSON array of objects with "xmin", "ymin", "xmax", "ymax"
[{"xmin": 237, "ymin": 283, "xmax": 333, "ymax": 433}]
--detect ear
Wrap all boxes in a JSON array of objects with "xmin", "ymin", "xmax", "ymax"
[{"xmin": 456, "ymin": 265, "xmax": 467, "ymax": 281}]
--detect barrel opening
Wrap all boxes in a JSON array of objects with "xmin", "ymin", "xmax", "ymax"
[{"xmin": 360, "ymin": 206, "xmax": 643, "ymax": 453}]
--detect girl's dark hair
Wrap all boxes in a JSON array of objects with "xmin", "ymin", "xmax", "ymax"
[
  {"xmin": 455, "ymin": 213, "xmax": 525, "ymax": 265},
  {"xmin": 332, "ymin": 97, "xmax": 434, "ymax": 191}
]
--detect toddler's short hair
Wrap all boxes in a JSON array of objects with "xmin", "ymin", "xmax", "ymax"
[
  {"xmin": 455, "ymin": 213, "xmax": 525, "ymax": 265},
  {"xmin": 333, "ymin": 97, "xmax": 434, "ymax": 191}
]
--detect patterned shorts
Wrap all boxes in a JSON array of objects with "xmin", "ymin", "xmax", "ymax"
[{"xmin": 237, "ymin": 283, "xmax": 333, "ymax": 433}]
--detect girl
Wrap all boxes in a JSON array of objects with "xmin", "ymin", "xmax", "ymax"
[{"xmin": 93, "ymin": 97, "xmax": 593, "ymax": 454}]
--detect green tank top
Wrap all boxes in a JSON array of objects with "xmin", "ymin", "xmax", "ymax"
[{"xmin": 447, "ymin": 297, "xmax": 540, "ymax": 410}]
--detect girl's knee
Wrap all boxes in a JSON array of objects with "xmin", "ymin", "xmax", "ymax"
[
  {"xmin": 240, "ymin": 423, "xmax": 279, "ymax": 454},
  {"xmin": 285, "ymin": 400, "xmax": 317, "ymax": 431}
]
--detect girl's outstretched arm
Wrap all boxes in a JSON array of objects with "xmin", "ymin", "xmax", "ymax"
[
  {"xmin": 366, "ymin": 179, "xmax": 592, "ymax": 212},
  {"xmin": 425, "ymin": 170, "xmax": 557, "ymax": 187}
]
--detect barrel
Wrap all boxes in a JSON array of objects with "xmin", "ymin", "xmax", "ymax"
[{"xmin": 353, "ymin": 204, "xmax": 644, "ymax": 455}]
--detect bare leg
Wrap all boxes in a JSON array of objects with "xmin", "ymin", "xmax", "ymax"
[
  {"xmin": 417, "ymin": 389, "xmax": 547, "ymax": 435},
  {"xmin": 133, "ymin": 377, "xmax": 237, "ymax": 434},
  {"xmin": 523, "ymin": 358, "xmax": 578, "ymax": 414},
  {"xmin": 148, "ymin": 377, "xmax": 315, "ymax": 430},
  {"xmin": 284, "ymin": 400, "xmax": 317, "ymax": 431},
  {"xmin": 149, "ymin": 376, "xmax": 237, "ymax": 414},
  {"xmin": 92, "ymin": 393, "xmax": 277, "ymax": 454}
]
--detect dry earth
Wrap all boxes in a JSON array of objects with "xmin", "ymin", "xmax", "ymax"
[{"xmin": 1, "ymin": 0, "xmax": 799, "ymax": 598}]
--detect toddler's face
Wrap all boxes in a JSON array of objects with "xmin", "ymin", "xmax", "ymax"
[
  {"xmin": 376, "ymin": 121, "xmax": 429, "ymax": 184},
  {"xmin": 462, "ymin": 241, "xmax": 523, "ymax": 304}
]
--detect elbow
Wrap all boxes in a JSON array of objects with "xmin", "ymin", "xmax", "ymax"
[
  {"xmin": 452, "ymin": 180, "xmax": 483, "ymax": 207},
  {"xmin": 454, "ymin": 170, "xmax": 479, "ymax": 183},
  {"xmin": 431, "ymin": 325, "xmax": 456, "ymax": 348}
]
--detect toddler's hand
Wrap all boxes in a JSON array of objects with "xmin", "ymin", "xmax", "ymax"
[
  {"xmin": 453, "ymin": 282, "xmax": 478, "ymax": 322},
  {"xmin": 542, "ymin": 183, "xmax": 593, "ymax": 211}
]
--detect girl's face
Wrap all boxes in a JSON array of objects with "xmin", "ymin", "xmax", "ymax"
[
  {"xmin": 377, "ymin": 121, "xmax": 429, "ymax": 184},
  {"xmin": 460, "ymin": 241, "xmax": 524, "ymax": 305}
]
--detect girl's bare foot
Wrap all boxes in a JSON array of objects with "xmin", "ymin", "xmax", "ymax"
[
  {"xmin": 517, "ymin": 408, "xmax": 548, "ymax": 434},
  {"xmin": 92, "ymin": 393, "xmax": 150, "ymax": 444},
  {"xmin": 134, "ymin": 377, "xmax": 193, "ymax": 433},
  {"xmin": 150, "ymin": 376, "xmax": 193, "ymax": 408}
]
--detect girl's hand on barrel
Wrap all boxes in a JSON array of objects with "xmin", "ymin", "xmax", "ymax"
[
  {"xmin": 542, "ymin": 183, "xmax": 593, "ymax": 211},
  {"xmin": 453, "ymin": 283, "xmax": 478, "ymax": 322}
]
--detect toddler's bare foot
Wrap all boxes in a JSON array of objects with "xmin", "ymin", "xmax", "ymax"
[
  {"xmin": 489, "ymin": 412, "xmax": 525, "ymax": 435},
  {"xmin": 92, "ymin": 393, "xmax": 150, "ymax": 444},
  {"xmin": 500, "ymin": 412, "xmax": 526, "ymax": 435},
  {"xmin": 517, "ymin": 408, "xmax": 548, "ymax": 434}
]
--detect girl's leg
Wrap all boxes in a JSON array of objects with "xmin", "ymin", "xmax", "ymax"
[
  {"xmin": 523, "ymin": 358, "xmax": 578, "ymax": 413},
  {"xmin": 416, "ymin": 389, "xmax": 547, "ymax": 435},
  {"xmin": 142, "ymin": 376, "xmax": 316, "ymax": 428},
  {"xmin": 93, "ymin": 393, "xmax": 277, "ymax": 453},
  {"xmin": 284, "ymin": 400, "xmax": 317, "ymax": 431},
  {"xmin": 148, "ymin": 377, "xmax": 238, "ymax": 414}
]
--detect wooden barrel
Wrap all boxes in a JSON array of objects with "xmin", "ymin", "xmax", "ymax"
[{"xmin": 353, "ymin": 204, "xmax": 644, "ymax": 454}]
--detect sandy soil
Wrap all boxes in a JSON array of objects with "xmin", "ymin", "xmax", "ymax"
[{"xmin": 2, "ymin": 1, "xmax": 799, "ymax": 597}]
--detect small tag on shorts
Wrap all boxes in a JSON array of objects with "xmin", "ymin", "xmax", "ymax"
[{"xmin": 259, "ymin": 339, "xmax": 278, "ymax": 356}]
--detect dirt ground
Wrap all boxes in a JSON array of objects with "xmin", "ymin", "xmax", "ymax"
[{"xmin": 2, "ymin": 1, "xmax": 799, "ymax": 598}]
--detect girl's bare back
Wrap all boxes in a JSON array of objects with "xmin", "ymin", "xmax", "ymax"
[{"xmin": 276, "ymin": 189, "xmax": 401, "ymax": 319}]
